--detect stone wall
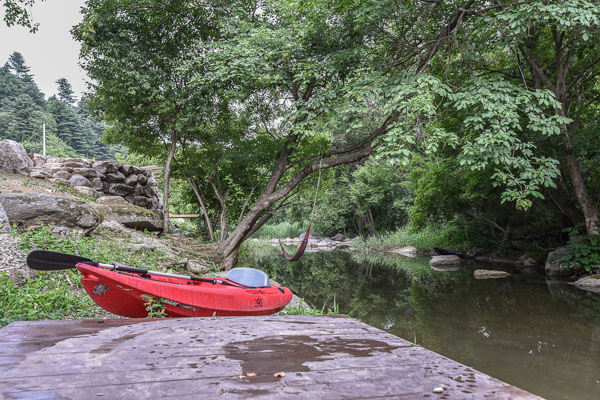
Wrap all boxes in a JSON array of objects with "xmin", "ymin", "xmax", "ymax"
[{"xmin": 28, "ymin": 154, "xmax": 163, "ymax": 214}]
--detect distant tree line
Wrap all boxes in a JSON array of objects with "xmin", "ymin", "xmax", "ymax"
[{"xmin": 0, "ymin": 51, "xmax": 122, "ymax": 159}]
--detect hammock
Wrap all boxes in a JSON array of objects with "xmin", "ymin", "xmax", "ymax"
[
  {"xmin": 279, "ymin": 160, "xmax": 322, "ymax": 262},
  {"xmin": 280, "ymin": 223, "xmax": 311, "ymax": 261}
]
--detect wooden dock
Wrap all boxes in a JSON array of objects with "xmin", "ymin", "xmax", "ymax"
[{"xmin": 0, "ymin": 316, "xmax": 541, "ymax": 399}]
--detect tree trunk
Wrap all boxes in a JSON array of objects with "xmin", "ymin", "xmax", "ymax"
[
  {"xmin": 566, "ymin": 153, "xmax": 598, "ymax": 235},
  {"xmin": 215, "ymin": 140, "xmax": 384, "ymax": 269},
  {"xmin": 188, "ymin": 176, "xmax": 215, "ymax": 241},
  {"xmin": 219, "ymin": 206, "xmax": 228, "ymax": 243},
  {"xmin": 161, "ymin": 130, "xmax": 177, "ymax": 235}
]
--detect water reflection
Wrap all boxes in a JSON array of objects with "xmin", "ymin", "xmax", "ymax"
[{"xmin": 243, "ymin": 247, "xmax": 600, "ymax": 400}]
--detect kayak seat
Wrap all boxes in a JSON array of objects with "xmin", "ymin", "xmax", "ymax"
[{"xmin": 226, "ymin": 268, "xmax": 271, "ymax": 288}]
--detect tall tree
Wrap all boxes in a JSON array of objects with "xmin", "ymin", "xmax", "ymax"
[
  {"xmin": 7, "ymin": 52, "xmax": 32, "ymax": 80},
  {"xmin": 73, "ymin": 0, "xmax": 231, "ymax": 234},
  {"xmin": 55, "ymin": 77, "xmax": 76, "ymax": 104}
]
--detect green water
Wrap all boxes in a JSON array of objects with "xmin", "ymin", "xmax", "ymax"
[{"xmin": 244, "ymin": 247, "xmax": 600, "ymax": 400}]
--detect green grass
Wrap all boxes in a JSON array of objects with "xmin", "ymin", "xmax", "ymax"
[
  {"xmin": 1, "ymin": 224, "xmax": 171, "ymax": 327},
  {"xmin": 16, "ymin": 225, "xmax": 169, "ymax": 269},
  {"xmin": 354, "ymin": 223, "xmax": 481, "ymax": 253},
  {"xmin": 0, "ymin": 271, "xmax": 100, "ymax": 327},
  {"xmin": 252, "ymin": 221, "xmax": 305, "ymax": 239}
]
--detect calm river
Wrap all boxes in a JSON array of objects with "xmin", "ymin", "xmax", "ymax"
[{"xmin": 244, "ymin": 247, "xmax": 600, "ymax": 400}]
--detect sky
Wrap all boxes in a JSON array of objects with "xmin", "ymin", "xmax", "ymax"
[{"xmin": 0, "ymin": 0, "xmax": 88, "ymax": 101}]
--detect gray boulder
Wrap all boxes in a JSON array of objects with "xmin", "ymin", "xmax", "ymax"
[
  {"xmin": 298, "ymin": 232, "xmax": 322, "ymax": 240},
  {"xmin": 105, "ymin": 171, "xmax": 126, "ymax": 183},
  {"xmin": 91, "ymin": 178, "xmax": 103, "ymax": 191},
  {"xmin": 474, "ymin": 269, "xmax": 511, "ymax": 279},
  {"xmin": 92, "ymin": 161, "xmax": 119, "ymax": 174},
  {"xmin": 96, "ymin": 196, "xmax": 130, "ymax": 206},
  {"xmin": 0, "ymin": 202, "xmax": 10, "ymax": 233},
  {"xmin": 95, "ymin": 203, "xmax": 163, "ymax": 231},
  {"xmin": 0, "ymin": 193, "xmax": 103, "ymax": 235},
  {"xmin": 0, "ymin": 139, "xmax": 33, "ymax": 175},
  {"xmin": 120, "ymin": 164, "xmax": 144, "ymax": 175},
  {"xmin": 430, "ymin": 255, "xmax": 462, "ymax": 268},
  {"xmin": 331, "ymin": 233, "xmax": 347, "ymax": 241},
  {"xmin": 389, "ymin": 246, "xmax": 418, "ymax": 257},
  {"xmin": 125, "ymin": 195, "xmax": 150, "ymax": 208},
  {"xmin": 29, "ymin": 168, "xmax": 51, "ymax": 179},
  {"xmin": 545, "ymin": 248, "xmax": 573, "ymax": 277},
  {"xmin": 31, "ymin": 154, "xmax": 49, "ymax": 166},
  {"xmin": 73, "ymin": 186, "xmax": 100, "ymax": 198},
  {"xmin": 124, "ymin": 174, "xmax": 139, "ymax": 186},
  {"xmin": 72, "ymin": 168, "xmax": 99, "ymax": 179},
  {"xmin": 108, "ymin": 183, "xmax": 134, "ymax": 196},
  {"xmin": 69, "ymin": 174, "xmax": 92, "ymax": 188},
  {"xmin": 571, "ymin": 275, "xmax": 600, "ymax": 293},
  {"xmin": 63, "ymin": 161, "xmax": 89, "ymax": 169},
  {"xmin": 52, "ymin": 170, "xmax": 72, "ymax": 180}
]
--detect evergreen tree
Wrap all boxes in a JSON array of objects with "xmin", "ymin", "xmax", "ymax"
[
  {"xmin": 47, "ymin": 96, "xmax": 81, "ymax": 152},
  {"xmin": 8, "ymin": 51, "xmax": 32, "ymax": 80},
  {"xmin": 55, "ymin": 77, "xmax": 76, "ymax": 104},
  {"xmin": 0, "ymin": 53, "xmax": 116, "ymax": 160}
]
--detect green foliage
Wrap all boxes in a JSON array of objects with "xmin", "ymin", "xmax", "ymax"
[
  {"xmin": 2, "ymin": 225, "xmax": 172, "ymax": 326},
  {"xmin": 0, "ymin": 271, "xmax": 99, "ymax": 327},
  {"xmin": 282, "ymin": 303, "xmax": 324, "ymax": 316},
  {"xmin": 0, "ymin": 53, "xmax": 120, "ymax": 160},
  {"xmin": 144, "ymin": 297, "xmax": 167, "ymax": 318},
  {"xmin": 2, "ymin": 0, "xmax": 45, "ymax": 31},
  {"xmin": 15, "ymin": 225, "xmax": 168, "ymax": 270},
  {"xmin": 561, "ymin": 234, "xmax": 600, "ymax": 272},
  {"xmin": 253, "ymin": 222, "xmax": 305, "ymax": 239},
  {"xmin": 356, "ymin": 221, "xmax": 484, "ymax": 253}
]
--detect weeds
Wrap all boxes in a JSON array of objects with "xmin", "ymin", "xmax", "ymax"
[
  {"xmin": 2, "ymin": 225, "xmax": 170, "ymax": 327},
  {"xmin": 0, "ymin": 272, "xmax": 100, "ymax": 327},
  {"xmin": 15, "ymin": 225, "xmax": 168, "ymax": 269},
  {"xmin": 144, "ymin": 297, "xmax": 167, "ymax": 318}
]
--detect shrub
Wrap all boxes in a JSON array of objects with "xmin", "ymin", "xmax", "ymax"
[{"xmin": 561, "ymin": 234, "xmax": 600, "ymax": 273}]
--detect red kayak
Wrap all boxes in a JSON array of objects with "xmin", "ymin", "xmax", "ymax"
[{"xmin": 77, "ymin": 264, "xmax": 292, "ymax": 318}]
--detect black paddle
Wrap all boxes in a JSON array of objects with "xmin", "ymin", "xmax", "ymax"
[{"xmin": 27, "ymin": 250, "xmax": 222, "ymax": 285}]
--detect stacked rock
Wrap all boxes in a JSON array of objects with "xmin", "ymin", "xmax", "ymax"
[{"xmin": 28, "ymin": 155, "xmax": 162, "ymax": 213}]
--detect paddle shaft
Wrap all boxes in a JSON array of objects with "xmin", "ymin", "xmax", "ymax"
[
  {"xmin": 26, "ymin": 251, "xmax": 259, "ymax": 288},
  {"xmin": 89, "ymin": 262, "xmax": 219, "ymax": 284}
]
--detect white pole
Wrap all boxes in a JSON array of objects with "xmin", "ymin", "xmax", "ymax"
[{"xmin": 42, "ymin": 123, "xmax": 46, "ymax": 156}]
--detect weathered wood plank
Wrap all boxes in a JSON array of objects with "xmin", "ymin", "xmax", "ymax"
[{"xmin": 0, "ymin": 316, "xmax": 542, "ymax": 399}]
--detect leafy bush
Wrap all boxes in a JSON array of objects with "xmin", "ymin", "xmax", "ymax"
[
  {"xmin": 561, "ymin": 234, "xmax": 600, "ymax": 272},
  {"xmin": 0, "ymin": 272, "xmax": 99, "ymax": 327}
]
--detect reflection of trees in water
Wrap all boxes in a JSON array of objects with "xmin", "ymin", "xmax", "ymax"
[{"xmin": 243, "ymin": 247, "xmax": 600, "ymax": 399}]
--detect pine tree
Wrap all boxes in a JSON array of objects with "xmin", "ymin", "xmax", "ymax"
[
  {"xmin": 8, "ymin": 51, "xmax": 33, "ymax": 81},
  {"xmin": 56, "ymin": 77, "xmax": 76, "ymax": 104}
]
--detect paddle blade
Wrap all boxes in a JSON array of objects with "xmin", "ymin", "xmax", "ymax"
[{"xmin": 27, "ymin": 250, "xmax": 95, "ymax": 271}]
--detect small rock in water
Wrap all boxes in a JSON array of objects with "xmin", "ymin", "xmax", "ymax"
[
  {"xmin": 430, "ymin": 255, "xmax": 462, "ymax": 267},
  {"xmin": 571, "ymin": 274, "xmax": 600, "ymax": 293},
  {"xmin": 432, "ymin": 386, "xmax": 444, "ymax": 394},
  {"xmin": 474, "ymin": 269, "xmax": 511, "ymax": 279},
  {"xmin": 389, "ymin": 246, "xmax": 418, "ymax": 257}
]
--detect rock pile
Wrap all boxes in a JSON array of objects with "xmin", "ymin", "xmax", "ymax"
[
  {"xmin": 270, "ymin": 232, "xmax": 354, "ymax": 251},
  {"xmin": 28, "ymin": 155, "xmax": 162, "ymax": 213}
]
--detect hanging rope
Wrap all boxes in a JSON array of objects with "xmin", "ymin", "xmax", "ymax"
[{"xmin": 279, "ymin": 159, "xmax": 323, "ymax": 261}]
